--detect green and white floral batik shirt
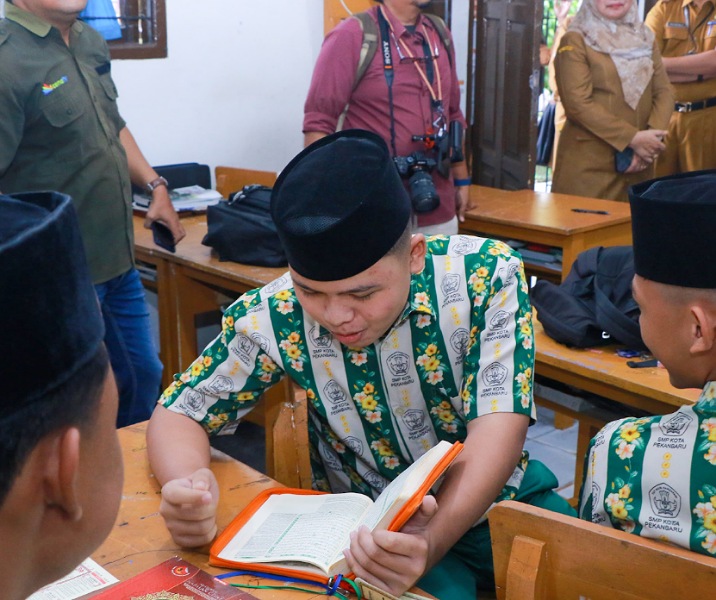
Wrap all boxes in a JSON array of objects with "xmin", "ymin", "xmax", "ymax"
[
  {"xmin": 160, "ymin": 235, "xmax": 536, "ymax": 499},
  {"xmin": 580, "ymin": 381, "xmax": 716, "ymax": 557}
]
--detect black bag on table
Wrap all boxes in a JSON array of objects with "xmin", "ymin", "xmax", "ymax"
[
  {"xmin": 530, "ymin": 246, "xmax": 645, "ymax": 349},
  {"xmin": 202, "ymin": 185, "xmax": 287, "ymax": 267}
]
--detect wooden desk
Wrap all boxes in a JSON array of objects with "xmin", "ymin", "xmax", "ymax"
[
  {"xmin": 533, "ymin": 320, "xmax": 700, "ymax": 503},
  {"xmin": 460, "ymin": 186, "xmax": 633, "ymax": 281},
  {"xmin": 91, "ymin": 423, "xmax": 433, "ymax": 599},
  {"xmin": 134, "ymin": 215, "xmax": 285, "ymax": 384},
  {"xmin": 91, "ymin": 422, "xmax": 293, "ymax": 598}
]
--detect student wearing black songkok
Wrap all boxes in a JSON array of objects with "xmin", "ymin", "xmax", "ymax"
[
  {"xmin": 580, "ymin": 170, "xmax": 716, "ymax": 558},
  {"xmin": 0, "ymin": 191, "xmax": 123, "ymax": 600},
  {"xmin": 148, "ymin": 130, "xmax": 574, "ymax": 600}
]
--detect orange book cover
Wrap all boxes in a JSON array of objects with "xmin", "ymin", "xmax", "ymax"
[
  {"xmin": 210, "ymin": 440, "xmax": 463, "ymax": 584},
  {"xmin": 89, "ymin": 557, "xmax": 257, "ymax": 599}
]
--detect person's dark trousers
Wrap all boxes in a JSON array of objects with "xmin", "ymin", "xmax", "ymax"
[
  {"xmin": 417, "ymin": 459, "xmax": 575, "ymax": 599},
  {"xmin": 95, "ymin": 268, "xmax": 163, "ymax": 426}
]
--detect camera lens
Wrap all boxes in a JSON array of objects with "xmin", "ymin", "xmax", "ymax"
[{"xmin": 409, "ymin": 171, "xmax": 440, "ymax": 213}]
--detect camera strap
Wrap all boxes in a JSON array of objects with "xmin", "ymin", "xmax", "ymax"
[
  {"xmin": 377, "ymin": 7, "xmax": 398, "ymax": 157},
  {"xmin": 377, "ymin": 6, "xmax": 445, "ymax": 157}
]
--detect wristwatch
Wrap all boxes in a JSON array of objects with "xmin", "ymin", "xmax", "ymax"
[{"xmin": 145, "ymin": 176, "xmax": 169, "ymax": 194}]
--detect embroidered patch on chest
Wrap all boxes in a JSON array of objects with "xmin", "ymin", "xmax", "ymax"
[{"xmin": 42, "ymin": 75, "xmax": 68, "ymax": 95}]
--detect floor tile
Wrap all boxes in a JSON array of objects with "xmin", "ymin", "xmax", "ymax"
[{"xmin": 534, "ymin": 423, "xmax": 579, "ymax": 453}]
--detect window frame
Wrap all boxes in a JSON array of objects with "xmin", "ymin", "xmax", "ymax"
[{"xmin": 107, "ymin": 0, "xmax": 167, "ymax": 60}]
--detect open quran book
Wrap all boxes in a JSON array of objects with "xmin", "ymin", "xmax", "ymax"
[{"xmin": 210, "ymin": 440, "xmax": 463, "ymax": 583}]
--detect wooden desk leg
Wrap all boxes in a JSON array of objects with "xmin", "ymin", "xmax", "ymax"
[
  {"xmin": 554, "ymin": 413, "xmax": 576, "ymax": 430},
  {"xmin": 155, "ymin": 259, "xmax": 179, "ymax": 390},
  {"xmin": 172, "ymin": 266, "xmax": 227, "ymax": 374},
  {"xmin": 264, "ymin": 379, "xmax": 311, "ymax": 489},
  {"xmin": 136, "ymin": 257, "xmax": 178, "ymax": 391},
  {"xmin": 561, "ymin": 235, "xmax": 583, "ymax": 282}
]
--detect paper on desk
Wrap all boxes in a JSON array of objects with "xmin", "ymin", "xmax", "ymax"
[
  {"xmin": 133, "ymin": 185, "xmax": 222, "ymax": 213},
  {"xmin": 26, "ymin": 558, "xmax": 117, "ymax": 600}
]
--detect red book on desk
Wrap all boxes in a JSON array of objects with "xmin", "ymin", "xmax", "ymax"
[{"xmin": 90, "ymin": 557, "xmax": 257, "ymax": 599}]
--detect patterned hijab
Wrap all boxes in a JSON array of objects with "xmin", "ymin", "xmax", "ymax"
[{"xmin": 568, "ymin": 0, "xmax": 654, "ymax": 110}]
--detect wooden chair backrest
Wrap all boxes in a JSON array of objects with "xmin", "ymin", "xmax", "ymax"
[
  {"xmin": 215, "ymin": 166, "xmax": 277, "ymax": 199},
  {"xmin": 489, "ymin": 500, "xmax": 716, "ymax": 599},
  {"xmin": 261, "ymin": 378, "xmax": 311, "ymax": 490}
]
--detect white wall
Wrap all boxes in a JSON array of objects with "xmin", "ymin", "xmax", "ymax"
[
  {"xmin": 111, "ymin": 0, "xmax": 324, "ymax": 180},
  {"xmin": 111, "ymin": 1, "xmax": 469, "ymax": 182}
]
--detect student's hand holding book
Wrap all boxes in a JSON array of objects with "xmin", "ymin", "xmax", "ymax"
[
  {"xmin": 159, "ymin": 467, "xmax": 220, "ymax": 547},
  {"xmin": 344, "ymin": 494, "xmax": 439, "ymax": 597}
]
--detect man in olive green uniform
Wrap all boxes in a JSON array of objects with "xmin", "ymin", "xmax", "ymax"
[
  {"xmin": 646, "ymin": 0, "xmax": 716, "ymax": 176},
  {"xmin": 0, "ymin": 0, "xmax": 185, "ymax": 426}
]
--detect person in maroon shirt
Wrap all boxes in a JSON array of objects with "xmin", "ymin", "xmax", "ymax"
[{"xmin": 303, "ymin": 0, "xmax": 471, "ymax": 235}]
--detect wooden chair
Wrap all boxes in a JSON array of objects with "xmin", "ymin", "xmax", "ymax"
[
  {"xmin": 489, "ymin": 501, "xmax": 716, "ymax": 599},
  {"xmin": 261, "ymin": 378, "xmax": 312, "ymax": 490},
  {"xmin": 215, "ymin": 166, "xmax": 277, "ymax": 199}
]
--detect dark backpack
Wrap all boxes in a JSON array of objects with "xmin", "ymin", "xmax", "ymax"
[
  {"xmin": 530, "ymin": 246, "xmax": 644, "ymax": 349},
  {"xmin": 336, "ymin": 11, "xmax": 453, "ymax": 131},
  {"xmin": 202, "ymin": 185, "xmax": 287, "ymax": 268}
]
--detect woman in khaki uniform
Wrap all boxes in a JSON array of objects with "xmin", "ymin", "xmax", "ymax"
[
  {"xmin": 552, "ymin": 0, "xmax": 674, "ymax": 201},
  {"xmin": 547, "ymin": 0, "xmax": 575, "ymax": 169}
]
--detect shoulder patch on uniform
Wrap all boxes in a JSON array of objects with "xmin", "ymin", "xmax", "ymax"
[{"xmin": 558, "ymin": 45, "xmax": 574, "ymax": 54}]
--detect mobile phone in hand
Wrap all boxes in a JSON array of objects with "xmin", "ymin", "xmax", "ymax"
[
  {"xmin": 151, "ymin": 221, "xmax": 176, "ymax": 253},
  {"xmin": 614, "ymin": 148, "xmax": 634, "ymax": 173}
]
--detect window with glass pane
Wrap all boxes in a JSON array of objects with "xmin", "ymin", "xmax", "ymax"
[{"xmin": 81, "ymin": 0, "xmax": 166, "ymax": 59}]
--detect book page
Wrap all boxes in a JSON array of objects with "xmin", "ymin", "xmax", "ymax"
[
  {"xmin": 218, "ymin": 493, "xmax": 372, "ymax": 572},
  {"xmin": 27, "ymin": 558, "xmax": 117, "ymax": 600},
  {"xmin": 360, "ymin": 440, "xmax": 453, "ymax": 532}
]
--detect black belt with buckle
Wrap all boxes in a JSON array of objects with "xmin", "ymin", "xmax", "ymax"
[{"xmin": 675, "ymin": 97, "xmax": 716, "ymax": 112}]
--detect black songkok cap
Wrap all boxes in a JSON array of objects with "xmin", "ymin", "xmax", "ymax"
[
  {"xmin": 0, "ymin": 191, "xmax": 104, "ymax": 411},
  {"xmin": 629, "ymin": 169, "xmax": 716, "ymax": 288},
  {"xmin": 271, "ymin": 129, "xmax": 411, "ymax": 281}
]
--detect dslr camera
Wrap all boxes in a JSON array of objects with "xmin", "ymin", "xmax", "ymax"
[
  {"xmin": 393, "ymin": 122, "xmax": 465, "ymax": 214},
  {"xmin": 393, "ymin": 152, "xmax": 439, "ymax": 213}
]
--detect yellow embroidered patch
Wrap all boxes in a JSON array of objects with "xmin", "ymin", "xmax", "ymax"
[{"xmin": 558, "ymin": 45, "xmax": 574, "ymax": 53}]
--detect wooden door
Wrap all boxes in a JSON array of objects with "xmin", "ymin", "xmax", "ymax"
[{"xmin": 469, "ymin": 0, "xmax": 542, "ymax": 189}]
